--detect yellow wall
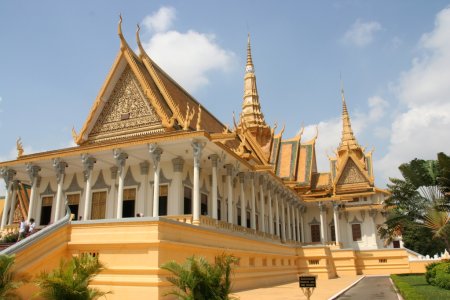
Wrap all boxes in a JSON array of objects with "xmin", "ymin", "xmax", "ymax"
[{"xmin": 8, "ymin": 219, "xmax": 425, "ymax": 299}]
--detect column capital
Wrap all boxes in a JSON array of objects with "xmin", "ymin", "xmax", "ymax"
[
  {"xmin": 110, "ymin": 166, "xmax": 118, "ymax": 180},
  {"xmin": 82, "ymin": 154, "xmax": 96, "ymax": 181},
  {"xmin": 238, "ymin": 172, "xmax": 246, "ymax": 183},
  {"xmin": 148, "ymin": 143, "xmax": 163, "ymax": 169},
  {"xmin": 172, "ymin": 157, "xmax": 185, "ymax": 172},
  {"xmin": 140, "ymin": 160, "xmax": 150, "ymax": 175},
  {"xmin": 225, "ymin": 164, "xmax": 234, "ymax": 176},
  {"xmin": 333, "ymin": 201, "xmax": 341, "ymax": 212},
  {"xmin": 52, "ymin": 158, "xmax": 68, "ymax": 183},
  {"xmin": 368, "ymin": 209, "xmax": 378, "ymax": 219},
  {"xmin": 26, "ymin": 163, "xmax": 41, "ymax": 183},
  {"xmin": 191, "ymin": 141, "xmax": 206, "ymax": 168},
  {"xmin": 258, "ymin": 173, "xmax": 266, "ymax": 186},
  {"xmin": 113, "ymin": 149, "xmax": 128, "ymax": 175},
  {"xmin": 318, "ymin": 202, "xmax": 327, "ymax": 213},
  {"xmin": 0, "ymin": 167, "xmax": 16, "ymax": 186},
  {"xmin": 209, "ymin": 154, "xmax": 219, "ymax": 167},
  {"xmin": 360, "ymin": 210, "xmax": 366, "ymax": 221}
]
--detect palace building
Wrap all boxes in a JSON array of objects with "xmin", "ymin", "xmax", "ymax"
[{"xmin": 0, "ymin": 20, "xmax": 413, "ymax": 299}]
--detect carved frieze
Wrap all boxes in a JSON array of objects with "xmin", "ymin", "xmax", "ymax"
[
  {"xmin": 89, "ymin": 67, "xmax": 162, "ymax": 139},
  {"xmin": 337, "ymin": 159, "xmax": 367, "ymax": 185}
]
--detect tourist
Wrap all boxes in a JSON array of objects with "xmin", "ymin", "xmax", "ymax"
[
  {"xmin": 28, "ymin": 218, "xmax": 36, "ymax": 235},
  {"xmin": 17, "ymin": 218, "xmax": 27, "ymax": 241}
]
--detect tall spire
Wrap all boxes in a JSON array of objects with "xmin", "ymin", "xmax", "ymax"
[
  {"xmin": 240, "ymin": 34, "xmax": 266, "ymax": 128},
  {"xmin": 339, "ymin": 87, "xmax": 359, "ymax": 151}
]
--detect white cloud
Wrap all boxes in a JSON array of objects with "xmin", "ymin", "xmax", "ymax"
[
  {"xmin": 342, "ymin": 19, "xmax": 382, "ymax": 47},
  {"xmin": 377, "ymin": 7, "xmax": 450, "ymax": 182},
  {"xmin": 142, "ymin": 6, "xmax": 176, "ymax": 33},
  {"xmin": 141, "ymin": 7, "xmax": 236, "ymax": 93}
]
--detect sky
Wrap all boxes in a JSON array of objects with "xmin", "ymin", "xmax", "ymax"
[{"xmin": 0, "ymin": 1, "xmax": 450, "ymax": 191}]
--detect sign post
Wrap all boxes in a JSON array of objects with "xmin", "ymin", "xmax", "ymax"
[{"xmin": 299, "ymin": 273, "xmax": 317, "ymax": 300}]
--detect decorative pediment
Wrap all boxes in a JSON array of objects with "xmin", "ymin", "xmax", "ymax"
[
  {"xmin": 337, "ymin": 159, "xmax": 368, "ymax": 185},
  {"xmin": 88, "ymin": 66, "xmax": 163, "ymax": 143}
]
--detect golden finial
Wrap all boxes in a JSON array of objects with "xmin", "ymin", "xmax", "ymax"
[
  {"xmin": 71, "ymin": 127, "xmax": 78, "ymax": 143},
  {"xmin": 313, "ymin": 124, "xmax": 319, "ymax": 141},
  {"xmin": 118, "ymin": 14, "xmax": 127, "ymax": 48},
  {"xmin": 136, "ymin": 23, "xmax": 146, "ymax": 58},
  {"xmin": 196, "ymin": 104, "xmax": 202, "ymax": 131},
  {"xmin": 246, "ymin": 33, "xmax": 254, "ymax": 73},
  {"xmin": 182, "ymin": 103, "xmax": 195, "ymax": 130},
  {"xmin": 16, "ymin": 137, "xmax": 24, "ymax": 158}
]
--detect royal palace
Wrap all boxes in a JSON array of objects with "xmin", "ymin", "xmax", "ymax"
[{"xmin": 0, "ymin": 20, "xmax": 420, "ymax": 299}]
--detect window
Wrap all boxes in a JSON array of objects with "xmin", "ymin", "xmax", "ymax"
[
  {"xmin": 311, "ymin": 224, "xmax": 321, "ymax": 242},
  {"xmin": 330, "ymin": 225, "xmax": 336, "ymax": 242},
  {"xmin": 246, "ymin": 211, "xmax": 251, "ymax": 228},
  {"xmin": 91, "ymin": 191, "xmax": 106, "ymax": 220},
  {"xmin": 40, "ymin": 196, "xmax": 53, "ymax": 225},
  {"xmin": 66, "ymin": 194, "xmax": 80, "ymax": 221},
  {"xmin": 217, "ymin": 199, "xmax": 221, "ymax": 220},
  {"xmin": 184, "ymin": 187, "xmax": 192, "ymax": 214},
  {"xmin": 122, "ymin": 188, "xmax": 136, "ymax": 218},
  {"xmin": 393, "ymin": 240, "xmax": 400, "ymax": 248},
  {"xmin": 201, "ymin": 193, "xmax": 208, "ymax": 216},
  {"xmin": 352, "ymin": 224, "xmax": 362, "ymax": 241},
  {"xmin": 159, "ymin": 185, "xmax": 168, "ymax": 216}
]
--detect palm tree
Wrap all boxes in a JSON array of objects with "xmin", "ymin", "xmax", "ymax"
[
  {"xmin": 0, "ymin": 254, "xmax": 24, "ymax": 300},
  {"xmin": 161, "ymin": 254, "xmax": 239, "ymax": 300},
  {"xmin": 423, "ymin": 208, "xmax": 450, "ymax": 252},
  {"xmin": 35, "ymin": 253, "xmax": 110, "ymax": 300}
]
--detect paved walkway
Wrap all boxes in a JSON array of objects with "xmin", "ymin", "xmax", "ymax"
[
  {"xmin": 234, "ymin": 275, "xmax": 363, "ymax": 300},
  {"xmin": 336, "ymin": 276, "xmax": 399, "ymax": 300}
]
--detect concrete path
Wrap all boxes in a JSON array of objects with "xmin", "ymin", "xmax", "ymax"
[
  {"xmin": 234, "ymin": 275, "xmax": 363, "ymax": 300},
  {"xmin": 336, "ymin": 276, "xmax": 399, "ymax": 300}
]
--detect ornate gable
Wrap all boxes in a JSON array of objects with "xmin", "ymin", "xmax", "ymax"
[
  {"xmin": 87, "ymin": 66, "xmax": 164, "ymax": 143},
  {"xmin": 337, "ymin": 159, "xmax": 367, "ymax": 185}
]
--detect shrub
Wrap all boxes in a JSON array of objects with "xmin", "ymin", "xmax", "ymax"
[
  {"xmin": 425, "ymin": 260, "xmax": 450, "ymax": 290},
  {"xmin": 0, "ymin": 232, "xmax": 19, "ymax": 243}
]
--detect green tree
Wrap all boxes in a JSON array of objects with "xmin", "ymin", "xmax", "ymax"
[
  {"xmin": 161, "ymin": 253, "xmax": 239, "ymax": 300},
  {"xmin": 381, "ymin": 155, "xmax": 450, "ymax": 255},
  {"xmin": 0, "ymin": 254, "xmax": 24, "ymax": 300},
  {"xmin": 35, "ymin": 253, "xmax": 110, "ymax": 300}
]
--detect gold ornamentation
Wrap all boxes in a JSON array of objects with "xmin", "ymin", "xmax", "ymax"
[
  {"xmin": 337, "ymin": 159, "xmax": 366, "ymax": 185},
  {"xmin": 16, "ymin": 137, "xmax": 24, "ymax": 158},
  {"xmin": 196, "ymin": 104, "xmax": 202, "ymax": 131},
  {"xmin": 72, "ymin": 127, "xmax": 78, "ymax": 143},
  {"xmin": 89, "ymin": 67, "xmax": 162, "ymax": 139},
  {"xmin": 182, "ymin": 103, "xmax": 195, "ymax": 130}
]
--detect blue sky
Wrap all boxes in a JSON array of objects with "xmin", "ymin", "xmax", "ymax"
[{"xmin": 1, "ymin": 1, "xmax": 450, "ymax": 189}]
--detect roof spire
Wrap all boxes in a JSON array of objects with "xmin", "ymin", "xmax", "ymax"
[
  {"xmin": 118, "ymin": 14, "xmax": 127, "ymax": 48},
  {"xmin": 246, "ymin": 34, "xmax": 254, "ymax": 73},
  {"xmin": 240, "ymin": 34, "xmax": 266, "ymax": 128},
  {"xmin": 339, "ymin": 84, "xmax": 359, "ymax": 151}
]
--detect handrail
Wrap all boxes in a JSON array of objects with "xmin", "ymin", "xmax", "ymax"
[{"xmin": 0, "ymin": 201, "xmax": 71, "ymax": 255}]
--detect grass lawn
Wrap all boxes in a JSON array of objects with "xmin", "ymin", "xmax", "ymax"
[{"xmin": 391, "ymin": 274, "xmax": 450, "ymax": 300}]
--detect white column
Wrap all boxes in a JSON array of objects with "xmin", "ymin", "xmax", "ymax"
[
  {"xmin": 140, "ymin": 161, "xmax": 150, "ymax": 216},
  {"xmin": 0, "ymin": 168, "xmax": 15, "ymax": 229},
  {"xmin": 369, "ymin": 209, "xmax": 379, "ymax": 248},
  {"xmin": 239, "ymin": 173, "xmax": 246, "ymax": 227},
  {"xmin": 192, "ymin": 141, "xmax": 205, "ymax": 225},
  {"xmin": 250, "ymin": 173, "xmax": 256, "ymax": 229},
  {"xmin": 319, "ymin": 202, "xmax": 327, "ymax": 244},
  {"xmin": 268, "ymin": 183, "xmax": 274, "ymax": 234},
  {"xmin": 8, "ymin": 181, "xmax": 19, "ymax": 225},
  {"xmin": 296, "ymin": 206, "xmax": 301, "ymax": 242},
  {"xmin": 114, "ymin": 149, "xmax": 128, "ymax": 219},
  {"xmin": 333, "ymin": 202, "xmax": 341, "ymax": 244},
  {"xmin": 292, "ymin": 202, "xmax": 297, "ymax": 241},
  {"xmin": 300, "ymin": 205, "xmax": 305, "ymax": 243},
  {"xmin": 259, "ymin": 175, "xmax": 265, "ymax": 232},
  {"xmin": 210, "ymin": 154, "xmax": 219, "ymax": 220},
  {"xmin": 53, "ymin": 158, "xmax": 68, "ymax": 222},
  {"xmin": 275, "ymin": 190, "xmax": 280, "ymax": 237},
  {"xmin": 108, "ymin": 167, "xmax": 118, "ymax": 219},
  {"xmin": 82, "ymin": 154, "xmax": 96, "ymax": 220},
  {"xmin": 26, "ymin": 164, "xmax": 41, "ymax": 222},
  {"xmin": 225, "ymin": 164, "xmax": 234, "ymax": 224},
  {"xmin": 172, "ymin": 157, "xmax": 184, "ymax": 215},
  {"xmin": 286, "ymin": 201, "xmax": 291, "ymax": 240},
  {"xmin": 149, "ymin": 144, "xmax": 163, "ymax": 217},
  {"xmin": 281, "ymin": 196, "xmax": 286, "ymax": 242}
]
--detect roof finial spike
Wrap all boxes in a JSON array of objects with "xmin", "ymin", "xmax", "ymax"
[
  {"xmin": 136, "ymin": 23, "xmax": 146, "ymax": 58},
  {"xmin": 338, "ymin": 79, "xmax": 358, "ymax": 152},
  {"xmin": 118, "ymin": 14, "xmax": 127, "ymax": 48}
]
